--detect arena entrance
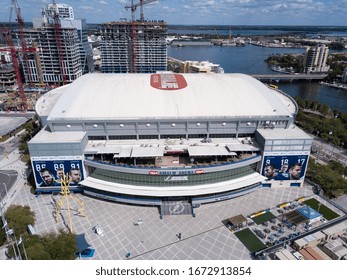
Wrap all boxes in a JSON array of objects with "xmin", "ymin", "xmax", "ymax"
[{"xmin": 160, "ymin": 197, "xmax": 193, "ymax": 218}]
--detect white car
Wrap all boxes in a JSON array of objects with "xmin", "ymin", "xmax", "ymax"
[{"xmin": 93, "ymin": 225, "xmax": 104, "ymax": 236}]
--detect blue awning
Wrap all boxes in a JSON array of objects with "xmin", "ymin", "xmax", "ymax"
[{"xmin": 75, "ymin": 233, "xmax": 91, "ymax": 252}]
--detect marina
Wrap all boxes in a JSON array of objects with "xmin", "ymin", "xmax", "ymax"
[{"xmin": 319, "ymin": 81, "xmax": 347, "ymax": 91}]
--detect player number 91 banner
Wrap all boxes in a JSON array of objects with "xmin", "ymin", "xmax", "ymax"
[{"xmin": 32, "ymin": 159, "xmax": 84, "ymax": 188}]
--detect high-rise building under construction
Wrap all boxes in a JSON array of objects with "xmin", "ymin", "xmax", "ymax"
[
  {"xmin": 20, "ymin": 3, "xmax": 93, "ymax": 85},
  {"xmin": 100, "ymin": 20, "xmax": 167, "ymax": 73}
]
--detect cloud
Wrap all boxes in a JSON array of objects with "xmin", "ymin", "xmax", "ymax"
[{"xmin": 79, "ymin": 6, "xmax": 94, "ymax": 11}]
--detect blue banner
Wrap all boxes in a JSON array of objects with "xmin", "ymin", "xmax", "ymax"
[
  {"xmin": 261, "ymin": 155, "xmax": 308, "ymax": 181},
  {"xmin": 32, "ymin": 159, "xmax": 84, "ymax": 188}
]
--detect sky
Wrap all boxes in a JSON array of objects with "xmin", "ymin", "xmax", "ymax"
[{"xmin": 0, "ymin": 0, "xmax": 347, "ymax": 26}]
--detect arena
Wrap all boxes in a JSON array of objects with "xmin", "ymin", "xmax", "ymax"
[{"xmin": 28, "ymin": 72, "xmax": 312, "ymax": 216}]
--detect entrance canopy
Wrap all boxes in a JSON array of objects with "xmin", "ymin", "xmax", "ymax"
[{"xmin": 75, "ymin": 233, "xmax": 91, "ymax": 252}]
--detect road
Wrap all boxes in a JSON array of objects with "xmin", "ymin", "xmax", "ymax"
[
  {"xmin": 311, "ymin": 137, "xmax": 347, "ymax": 166},
  {"xmin": 0, "ymin": 112, "xmax": 36, "ymax": 118},
  {"xmin": 0, "ymin": 170, "xmax": 18, "ymax": 202},
  {"xmin": 251, "ymin": 73, "xmax": 327, "ymax": 81},
  {"xmin": 0, "ymin": 132, "xmax": 23, "ymax": 161}
]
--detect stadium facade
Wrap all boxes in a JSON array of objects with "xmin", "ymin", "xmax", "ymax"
[{"xmin": 28, "ymin": 73, "xmax": 312, "ymax": 216}]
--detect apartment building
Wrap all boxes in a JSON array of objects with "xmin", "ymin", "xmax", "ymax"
[
  {"xmin": 303, "ymin": 44, "xmax": 330, "ymax": 73},
  {"xmin": 20, "ymin": 4, "xmax": 93, "ymax": 85}
]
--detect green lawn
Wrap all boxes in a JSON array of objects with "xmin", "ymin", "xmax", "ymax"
[
  {"xmin": 251, "ymin": 212, "xmax": 276, "ymax": 224},
  {"xmin": 304, "ymin": 198, "xmax": 340, "ymax": 220},
  {"xmin": 235, "ymin": 228, "xmax": 267, "ymax": 253}
]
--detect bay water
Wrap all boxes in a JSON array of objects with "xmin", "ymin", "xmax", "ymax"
[{"xmin": 168, "ymin": 44, "xmax": 347, "ymax": 112}]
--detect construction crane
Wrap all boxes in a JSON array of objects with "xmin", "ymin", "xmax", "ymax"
[
  {"xmin": 125, "ymin": 0, "xmax": 157, "ymax": 22},
  {"xmin": 51, "ymin": 0, "xmax": 67, "ymax": 85},
  {"xmin": 0, "ymin": 0, "xmax": 38, "ymax": 111},
  {"xmin": 125, "ymin": 0, "xmax": 157, "ymax": 73},
  {"xmin": 0, "ymin": 27, "xmax": 27, "ymax": 110},
  {"xmin": 10, "ymin": 0, "xmax": 33, "ymax": 83}
]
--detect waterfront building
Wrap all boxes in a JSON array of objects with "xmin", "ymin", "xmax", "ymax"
[
  {"xmin": 342, "ymin": 68, "xmax": 347, "ymax": 83},
  {"xmin": 303, "ymin": 45, "xmax": 330, "ymax": 74},
  {"xmin": 29, "ymin": 73, "xmax": 312, "ymax": 216},
  {"xmin": 100, "ymin": 20, "xmax": 167, "ymax": 73},
  {"xmin": 20, "ymin": 3, "xmax": 93, "ymax": 85},
  {"xmin": 181, "ymin": 61, "xmax": 224, "ymax": 73}
]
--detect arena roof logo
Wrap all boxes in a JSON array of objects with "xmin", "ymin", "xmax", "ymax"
[{"xmin": 150, "ymin": 73, "xmax": 188, "ymax": 91}]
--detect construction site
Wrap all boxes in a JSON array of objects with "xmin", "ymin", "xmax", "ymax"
[
  {"xmin": 0, "ymin": 0, "xmax": 166, "ymax": 112},
  {"xmin": 0, "ymin": 0, "xmax": 94, "ymax": 112},
  {"xmin": 100, "ymin": 0, "xmax": 167, "ymax": 73}
]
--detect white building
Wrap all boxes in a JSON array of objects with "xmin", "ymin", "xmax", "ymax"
[
  {"xmin": 182, "ymin": 61, "xmax": 224, "ymax": 73},
  {"xmin": 42, "ymin": 3, "xmax": 74, "ymax": 20},
  {"xmin": 20, "ymin": 3, "xmax": 93, "ymax": 85},
  {"xmin": 342, "ymin": 68, "xmax": 347, "ymax": 83},
  {"xmin": 303, "ymin": 44, "xmax": 330, "ymax": 73}
]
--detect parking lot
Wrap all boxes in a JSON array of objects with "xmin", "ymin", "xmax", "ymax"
[{"xmin": 234, "ymin": 197, "xmax": 344, "ymax": 252}]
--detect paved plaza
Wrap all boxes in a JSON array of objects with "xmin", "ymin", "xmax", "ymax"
[
  {"xmin": 1, "ymin": 158, "xmax": 320, "ymax": 260},
  {"xmin": 3, "ymin": 141, "xmax": 344, "ymax": 260}
]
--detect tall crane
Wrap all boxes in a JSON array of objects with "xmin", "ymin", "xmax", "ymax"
[
  {"xmin": 1, "ymin": 26, "xmax": 27, "ymax": 111},
  {"xmin": 11, "ymin": 0, "xmax": 33, "ymax": 83},
  {"xmin": 52, "ymin": 0, "xmax": 67, "ymax": 85},
  {"xmin": 0, "ymin": 0, "xmax": 37, "ymax": 111},
  {"xmin": 124, "ymin": 0, "xmax": 157, "ymax": 73},
  {"xmin": 125, "ymin": 0, "xmax": 157, "ymax": 22}
]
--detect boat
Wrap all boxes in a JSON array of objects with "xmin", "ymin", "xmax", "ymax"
[{"xmin": 271, "ymin": 66, "xmax": 295, "ymax": 75}]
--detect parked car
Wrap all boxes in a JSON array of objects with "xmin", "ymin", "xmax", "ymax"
[
  {"xmin": 271, "ymin": 225, "xmax": 279, "ymax": 231},
  {"xmin": 262, "ymin": 221, "xmax": 269, "ymax": 226}
]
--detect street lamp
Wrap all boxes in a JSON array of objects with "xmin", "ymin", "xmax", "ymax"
[
  {"xmin": 2, "ymin": 183, "xmax": 9, "ymax": 199},
  {"xmin": 318, "ymin": 202, "xmax": 322, "ymax": 213}
]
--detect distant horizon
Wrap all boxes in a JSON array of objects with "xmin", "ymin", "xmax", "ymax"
[{"xmin": 1, "ymin": 0, "xmax": 347, "ymax": 27}]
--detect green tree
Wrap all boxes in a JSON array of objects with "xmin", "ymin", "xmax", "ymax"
[
  {"xmin": 25, "ymin": 236, "xmax": 51, "ymax": 260},
  {"xmin": 42, "ymin": 229, "xmax": 77, "ymax": 260},
  {"xmin": 0, "ymin": 220, "xmax": 6, "ymax": 246},
  {"xmin": 5, "ymin": 205, "xmax": 35, "ymax": 236},
  {"xmin": 6, "ymin": 228, "xmax": 77, "ymax": 260}
]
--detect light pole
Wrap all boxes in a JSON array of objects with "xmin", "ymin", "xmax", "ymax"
[
  {"xmin": 17, "ymin": 236, "xmax": 27, "ymax": 260},
  {"xmin": 2, "ymin": 183, "xmax": 9, "ymax": 200},
  {"xmin": 0, "ymin": 200, "xmax": 20, "ymax": 260},
  {"xmin": 318, "ymin": 202, "xmax": 322, "ymax": 213}
]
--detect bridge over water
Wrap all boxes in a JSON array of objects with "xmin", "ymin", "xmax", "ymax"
[{"xmin": 251, "ymin": 73, "xmax": 327, "ymax": 81}]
